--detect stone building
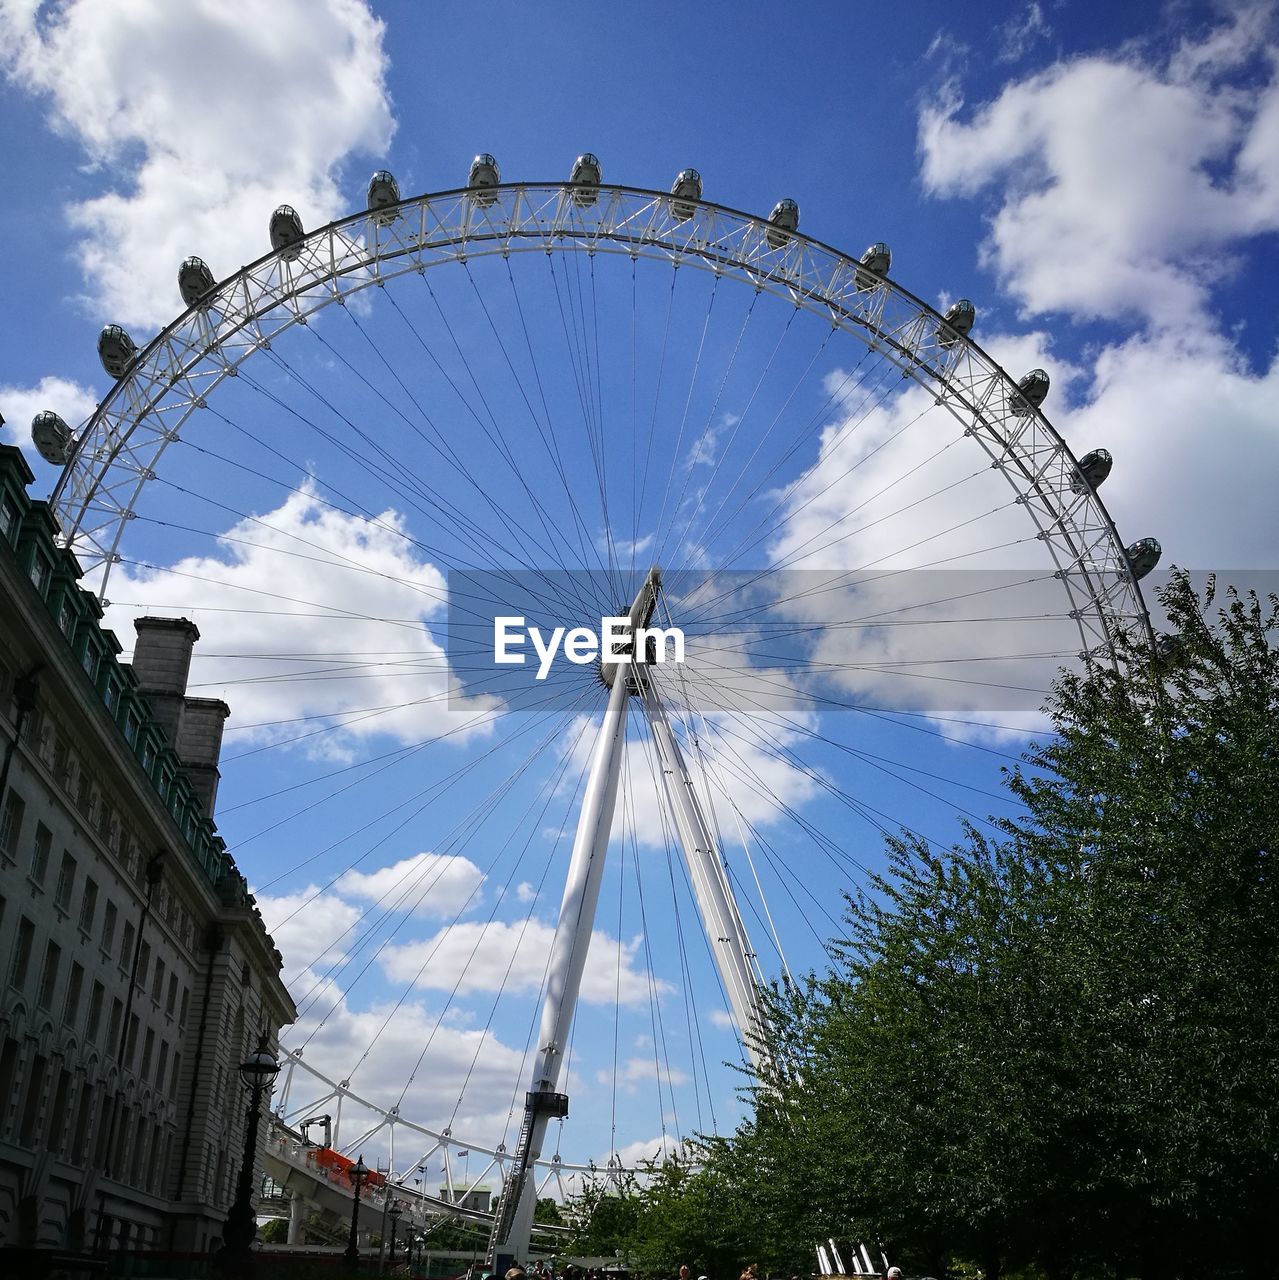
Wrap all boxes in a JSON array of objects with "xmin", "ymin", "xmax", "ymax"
[{"xmin": 0, "ymin": 444, "xmax": 297, "ymax": 1254}]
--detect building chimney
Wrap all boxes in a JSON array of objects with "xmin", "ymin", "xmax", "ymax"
[
  {"xmin": 132, "ymin": 616, "xmax": 200, "ymax": 743},
  {"xmin": 177, "ymin": 697, "xmax": 231, "ymax": 815},
  {"xmin": 131, "ymin": 616, "xmax": 230, "ymax": 816}
]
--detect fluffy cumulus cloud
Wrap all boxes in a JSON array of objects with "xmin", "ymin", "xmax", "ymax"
[
  {"xmin": 336, "ymin": 850, "xmax": 488, "ymax": 919},
  {"xmin": 278, "ymin": 978, "xmax": 534, "ymax": 1149},
  {"xmin": 0, "ymin": 0, "xmax": 394, "ymax": 327},
  {"xmin": 103, "ymin": 484, "xmax": 501, "ymax": 751},
  {"xmin": 919, "ymin": 5, "xmax": 1279, "ymax": 324},
  {"xmin": 0, "ymin": 376, "xmax": 99, "ymax": 457},
  {"xmin": 380, "ymin": 918, "xmax": 671, "ymax": 1007},
  {"xmin": 763, "ymin": 9, "xmax": 1279, "ymax": 734},
  {"xmin": 256, "ymin": 884, "xmax": 365, "ymax": 986}
]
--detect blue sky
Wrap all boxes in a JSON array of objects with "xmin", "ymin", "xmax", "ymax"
[{"xmin": 2, "ymin": 0, "xmax": 1277, "ymax": 1186}]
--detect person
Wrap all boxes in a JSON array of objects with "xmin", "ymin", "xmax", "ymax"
[
  {"xmin": 886, "ymin": 1269, "xmax": 903, "ymax": 1280},
  {"xmin": 741, "ymin": 1265, "xmax": 760, "ymax": 1280},
  {"xmin": 679, "ymin": 1267, "xmax": 692, "ymax": 1280}
]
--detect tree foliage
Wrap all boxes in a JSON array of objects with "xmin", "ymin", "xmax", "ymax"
[{"xmin": 609, "ymin": 575, "xmax": 1279, "ymax": 1280}]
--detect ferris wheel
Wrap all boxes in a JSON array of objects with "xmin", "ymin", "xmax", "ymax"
[{"xmin": 37, "ymin": 154, "xmax": 1158, "ymax": 1263}]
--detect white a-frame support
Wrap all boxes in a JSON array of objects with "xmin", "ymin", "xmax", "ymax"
[
  {"xmin": 637, "ymin": 671, "xmax": 767, "ymax": 1067},
  {"xmin": 487, "ymin": 568, "xmax": 765, "ymax": 1269}
]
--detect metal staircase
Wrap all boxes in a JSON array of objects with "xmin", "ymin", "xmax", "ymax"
[{"xmin": 484, "ymin": 1089, "xmax": 568, "ymax": 1270}]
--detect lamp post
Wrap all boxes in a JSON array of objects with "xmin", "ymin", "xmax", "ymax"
[
  {"xmin": 220, "ymin": 1031, "xmax": 281, "ymax": 1275},
  {"xmin": 387, "ymin": 1200, "xmax": 403, "ymax": 1271},
  {"xmin": 344, "ymin": 1155, "xmax": 370, "ymax": 1271}
]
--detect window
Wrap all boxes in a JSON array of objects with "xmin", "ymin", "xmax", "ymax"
[
  {"xmin": 37, "ymin": 940, "xmax": 61, "ymax": 1010},
  {"xmin": 48, "ymin": 1069, "xmax": 71, "ymax": 1155},
  {"xmin": 156, "ymin": 1040, "xmax": 169, "ymax": 1092},
  {"xmin": 79, "ymin": 878, "xmax": 99, "ymax": 935},
  {"xmin": 123, "ymin": 714, "xmax": 138, "ymax": 745},
  {"xmin": 10, "ymin": 917, "xmax": 35, "ymax": 991},
  {"xmin": 107, "ymin": 998, "xmax": 124, "ymax": 1055},
  {"xmin": 151, "ymin": 958, "xmax": 165, "ymax": 1003},
  {"xmin": 169, "ymin": 1050, "xmax": 182, "ymax": 1097},
  {"xmin": 30, "ymin": 822, "xmax": 51, "ymax": 885},
  {"xmin": 166, "ymin": 973, "xmax": 178, "ymax": 1017},
  {"xmin": 137, "ymin": 941, "xmax": 151, "ymax": 991},
  {"xmin": 101, "ymin": 900, "xmax": 118, "ymax": 954},
  {"xmin": 178, "ymin": 988, "xmax": 189, "ymax": 1028},
  {"xmin": 124, "ymin": 1015, "xmax": 139, "ymax": 1070},
  {"xmin": 72, "ymin": 1084, "xmax": 92, "ymax": 1161},
  {"xmin": 120, "ymin": 921, "xmax": 135, "ymax": 969},
  {"xmin": 59, "ymin": 597, "xmax": 76, "ymax": 637},
  {"xmin": 52, "ymin": 736, "xmax": 71, "ymax": 788},
  {"xmin": 87, "ymin": 981, "xmax": 105, "ymax": 1043},
  {"xmin": 63, "ymin": 962, "xmax": 84, "ymax": 1027},
  {"xmin": 18, "ymin": 1052, "xmax": 47, "ymax": 1146},
  {"xmin": 141, "ymin": 1028, "xmax": 155, "ymax": 1080},
  {"xmin": 29, "ymin": 554, "xmax": 50, "ymax": 596},
  {"xmin": 0, "ymin": 495, "xmax": 19, "ymax": 542},
  {"xmin": 0, "ymin": 788, "xmax": 25, "ymax": 860},
  {"xmin": 54, "ymin": 851, "xmax": 76, "ymax": 912}
]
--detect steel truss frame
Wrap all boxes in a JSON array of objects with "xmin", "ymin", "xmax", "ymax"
[{"xmin": 53, "ymin": 181, "xmax": 1150, "ymax": 661}]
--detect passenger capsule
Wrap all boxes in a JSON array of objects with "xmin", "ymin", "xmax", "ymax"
[
  {"xmin": 178, "ymin": 256, "xmax": 215, "ymax": 308},
  {"xmin": 270, "ymin": 205, "xmax": 305, "ymax": 260},
  {"xmin": 766, "ymin": 198, "xmax": 800, "ymax": 249},
  {"xmin": 856, "ymin": 241, "xmax": 892, "ymax": 289},
  {"xmin": 31, "ymin": 411, "xmax": 72, "ymax": 466},
  {"xmin": 1071, "ymin": 447, "xmax": 1112, "ymax": 494},
  {"xmin": 98, "ymin": 324, "xmax": 138, "ymax": 379},
  {"xmin": 1125, "ymin": 537, "xmax": 1162, "ymax": 581},
  {"xmin": 1154, "ymin": 632, "xmax": 1183, "ymax": 663},
  {"xmin": 367, "ymin": 170, "xmax": 401, "ymax": 222},
  {"xmin": 669, "ymin": 168, "xmax": 703, "ymax": 221},
  {"xmin": 937, "ymin": 299, "xmax": 976, "ymax": 348},
  {"xmin": 468, "ymin": 153, "xmax": 501, "ymax": 207},
  {"xmin": 570, "ymin": 153, "xmax": 602, "ymax": 206},
  {"xmin": 1010, "ymin": 368, "xmax": 1050, "ymax": 417}
]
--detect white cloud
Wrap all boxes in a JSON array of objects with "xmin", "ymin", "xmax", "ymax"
[
  {"xmin": 997, "ymin": 2, "xmax": 1052, "ymax": 64},
  {"xmin": 380, "ymin": 919, "xmax": 671, "ymax": 1007},
  {"xmin": 515, "ymin": 881, "xmax": 538, "ymax": 904},
  {"xmin": 280, "ymin": 982, "xmax": 533, "ymax": 1150},
  {"xmin": 604, "ymin": 1133, "xmax": 683, "ymax": 1168},
  {"xmin": 595, "ymin": 1057, "xmax": 689, "ymax": 1094},
  {"xmin": 337, "ymin": 851, "xmax": 487, "ymax": 918},
  {"xmin": 257, "ymin": 883, "xmax": 364, "ymax": 986},
  {"xmin": 1062, "ymin": 328, "xmax": 1279, "ymax": 569},
  {"xmin": 103, "ymin": 484, "xmax": 501, "ymax": 752},
  {"xmin": 919, "ymin": 7, "xmax": 1279, "ymax": 323},
  {"xmin": 1, "ymin": 0, "xmax": 394, "ymax": 327},
  {"xmin": 0, "ymin": 376, "xmax": 99, "ymax": 465},
  {"xmin": 708, "ymin": 1008, "xmax": 734, "ymax": 1030}
]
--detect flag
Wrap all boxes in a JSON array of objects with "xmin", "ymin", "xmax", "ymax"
[{"xmin": 456, "ymin": 1149, "xmax": 469, "ymax": 1157}]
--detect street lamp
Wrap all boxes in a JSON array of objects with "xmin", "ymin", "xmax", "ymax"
[
  {"xmin": 387, "ymin": 1200, "xmax": 403, "ymax": 1270},
  {"xmin": 220, "ymin": 1031, "xmax": 281, "ymax": 1275},
  {"xmin": 344, "ymin": 1155, "xmax": 370, "ymax": 1271}
]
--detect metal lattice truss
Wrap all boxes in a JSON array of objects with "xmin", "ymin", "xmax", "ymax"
[
  {"xmin": 53, "ymin": 181, "xmax": 1150, "ymax": 657},
  {"xmin": 274, "ymin": 1047, "xmax": 632, "ymax": 1197}
]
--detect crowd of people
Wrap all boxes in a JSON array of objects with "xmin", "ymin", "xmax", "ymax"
[{"xmin": 475, "ymin": 1260, "xmax": 893, "ymax": 1280}]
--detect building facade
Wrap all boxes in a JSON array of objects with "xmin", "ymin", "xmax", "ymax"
[{"xmin": 0, "ymin": 444, "xmax": 296, "ymax": 1255}]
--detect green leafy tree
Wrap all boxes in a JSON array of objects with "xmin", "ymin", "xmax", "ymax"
[{"xmin": 683, "ymin": 573, "xmax": 1278, "ymax": 1280}]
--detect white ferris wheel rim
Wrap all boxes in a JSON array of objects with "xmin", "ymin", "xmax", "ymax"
[{"xmin": 47, "ymin": 177, "xmax": 1154, "ymax": 1182}]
